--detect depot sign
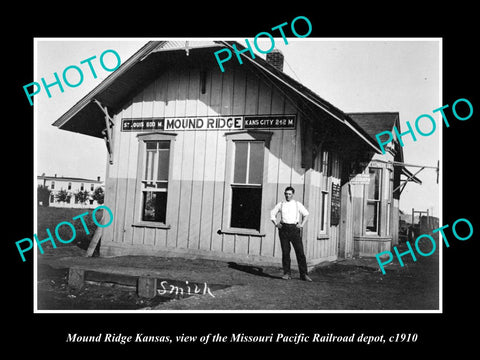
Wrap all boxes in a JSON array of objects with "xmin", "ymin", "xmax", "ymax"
[{"xmin": 121, "ymin": 115, "xmax": 296, "ymax": 132}]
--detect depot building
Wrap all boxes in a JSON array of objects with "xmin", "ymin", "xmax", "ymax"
[{"xmin": 53, "ymin": 41, "xmax": 420, "ymax": 268}]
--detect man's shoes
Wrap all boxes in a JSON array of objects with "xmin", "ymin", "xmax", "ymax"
[
  {"xmin": 301, "ymin": 275, "xmax": 313, "ymax": 282},
  {"xmin": 282, "ymin": 274, "xmax": 292, "ymax": 280}
]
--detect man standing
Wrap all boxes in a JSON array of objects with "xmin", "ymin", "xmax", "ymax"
[{"xmin": 270, "ymin": 186, "xmax": 312, "ymax": 282}]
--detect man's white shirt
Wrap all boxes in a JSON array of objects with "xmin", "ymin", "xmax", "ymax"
[{"xmin": 270, "ymin": 200, "xmax": 309, "ymax": 224}]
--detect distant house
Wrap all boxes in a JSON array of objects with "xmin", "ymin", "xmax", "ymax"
[{"xmin": 37, "ymin": 173, "xmax": 104, "ymax": 208}]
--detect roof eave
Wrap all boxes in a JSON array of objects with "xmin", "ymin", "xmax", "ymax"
[
  {"xmin": 52, "ymin": 41, "xmax": 165, "ymax": 134},
  {"xmin": 217, "ymin": 41, "xmax": 383, "ymax": 153}
]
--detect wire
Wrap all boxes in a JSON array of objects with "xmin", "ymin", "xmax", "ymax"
[{"xmin": 284, "ymin": 59, "xmax": 302, "ymax": 83}]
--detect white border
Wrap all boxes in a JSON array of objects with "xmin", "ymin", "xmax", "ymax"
[{"xmin": 33, "ymin": 37, "xmax": 443, "ymax": 314}]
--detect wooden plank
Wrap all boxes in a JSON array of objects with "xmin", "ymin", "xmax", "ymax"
[
  {"xmin": 305, "ymin": 173, "xmax": 317, "ymax": 259},
  {"xmin": 137, "ymin": 276, "xmax": 157, "ymax": 298},
  {"xmin": 152, "ymin": 73, "xmax": 167, "ymax": 118},
  {"xmin": 164, "ymin": 70, "xmax": 181, "ymax": 249},
  {"xmin": 198, "ymin": 75, "xmax": 215, "ymax": 251},
  {"xmin": 264, "ymin": 86, "xmax": 285, "ymax": 258},
  {"xmin": 220, "ymin": 67, "xmax": 233, "ymax": 115},
  {"xmin": 127, "ymin": 166, "xmax": 142, "ymax": 245},
  {"xmin": 199, "ymin": 131, "xmax": 217, "ymax": 251},
  {"xmin": 101, "ymin": 179, "xmax": 116, "ymax": 247},
  {"xmin": 272, "ymin": 130, "xmax": 287, "ymax": 260},
  {"xmin": 257, "ymin": 79, "xmax": 272, "ymax": 115},
  {"xmin": 262, "ymin": 182, "xmax": 278, "ymax": 258},
  {"xmin": 278, "ymin": 130, "xmax": 294, "ymax": 187},
  {"xmin": 210, "ymin": 70, "xmax": 226, "ymax": 252},
  {"xmin": 257, "ymin": 79, "xmax": 276, "ymax": 257},
  {"xmin": 271, "ymin": 133, "xmax": 286, "ymax": 260},
  {"xmin": 352, "ymin": 185, "xmax": 364, "ymax": 237},
  {"xmin": 141, "ymin": 227, "xmax": 155, "ymax": 246},
  {"xmin": 114, "ymin": 102, "xmax": 134, "ymax": 245},
  {"xmin": 232, "ymin": 67, "xmax": 246, "ymax": 115},
  {"xmin": 186, "ymin": 70, "xmax": 204, "ymax": 250},
  {"xmin": 188, "ymin": 132, "xmax": 206, "ymax": 250},
  {"xmin": 109, "ymin": 110, "xmax": 124, "ymax": 245},
  {"xmin": 235, "ymin": 234, "xmax": 249, "ymax": 255},
  {"xmin": 130, "ymin": 92, "xmax": 145, "ymax": 246},
  {"xmin": 209, "ymin": 69, "xmax": 222, "ymax": 113},
  {"xmin": 175, "ymin": 69, "xmax": 194, "ymax": 249},
  {"xmin": 142, "ymin": 81, "xmax": 155, "ymax": 117},
  {"xmin": 244, "ymin": 70, "xmax": 259, "ymax": 115},
  {"xmin": 270, "ymin": 85, "xmax": 285, "ymax": 115},
  {"xmin": 102, "ymin": 111, "xmax": 120, "ymax": 247},
  {"xmin": 286, "ymin": 103, "xmax": 302, "ymax": 187},
  {"xmin": 199, "ymin": 70, "xmax": 218, "ymax": 251},
  {"xmin": 248, "ymin": 235, "xmax": 261, "ymax": 256},
  {"xmin": 160, "ymin": 69, "xmax": 181, "ymax": 248},
  {"xmin": 333, "ymin": 226, "xmax": 340, "ymax": 256},
  {"xmin": 223, "ymin": 234, "xmax": 235, "ymax": 254}
]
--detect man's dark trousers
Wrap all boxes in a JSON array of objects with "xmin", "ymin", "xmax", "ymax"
[{"xmin": 278, "ymin": 223, "xmax": 308, "ymax": 277}]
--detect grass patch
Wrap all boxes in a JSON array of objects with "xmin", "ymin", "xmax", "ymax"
[{"xmin": 37, "ymin": 206, "xmax": 103, "ymax": 251}]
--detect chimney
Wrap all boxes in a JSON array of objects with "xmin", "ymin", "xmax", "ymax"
[
  {"xmin": 266, "ymin": 49, "xmax": 284, "ymax": 71},
  {"xmin": 54, "ymin": 174, "xmax": 57, "ymax": 177},
  {"xmin": 97, "ymin": 176, "xmax": 101, "ymax": 182}
]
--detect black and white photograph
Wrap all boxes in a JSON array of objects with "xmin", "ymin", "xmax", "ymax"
[
  {"xmin": 7, "ymin": 8, "xmax": 478, "ymax": 354},
  {"xmin": 33, "ymin": 38, "xmax": 441, "ymax": 312}
]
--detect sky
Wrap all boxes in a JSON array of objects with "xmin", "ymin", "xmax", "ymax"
[{"xmin": 35, "ymin": 38, "xmax": 440, "ymax": 216}]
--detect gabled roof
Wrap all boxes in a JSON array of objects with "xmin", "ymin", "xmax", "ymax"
[
  {"xmin": 347, "ymin": 112, "xmax": 399, "ymax": 143},
  {"xmin": 347, "ymin": 112, "xmax": 422, "ymax": 184},
  {"xmin": 217, "ymin": 41, "xmax": 381, "ymax": 152},
  {"xmin": 52, "ymin": 40, "xmax": 383, "ymax": 153}
]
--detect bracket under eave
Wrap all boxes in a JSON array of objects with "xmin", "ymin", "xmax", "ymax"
[{"xmin": 92, "ymin": 99, "xmax": 114, "ymax": 165}]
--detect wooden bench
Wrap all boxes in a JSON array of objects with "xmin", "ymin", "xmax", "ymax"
[{"xmin": 68, "ymin": 265, "xmax": 164, "ymax": 298}]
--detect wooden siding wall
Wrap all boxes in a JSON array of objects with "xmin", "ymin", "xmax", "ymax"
[
  {"xmin": 101, "ymin": 64, "xmax": 309, "ymax": 263},
  {"xmin": 303, "ymin": 151, "xmax": 341, "ymax": 264},
  {"xmin": 352, "ymin": 158, "xmax": 395, "ymax": 256}
]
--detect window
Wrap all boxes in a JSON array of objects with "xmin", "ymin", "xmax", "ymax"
[
  {"xmin": 321, "ymin": 150, "xmax": 329, "ymax": 176},
  {"xmin": 141, "ymin": 140, "xmax": 170, "ymax": 223},
  {"xmin": 134, "ymin": 133, "xmax": 176, "ymax": 228},
  {"xmin": 230, "ymin": 141, "xmax": 264, "ymax": 231},
  {"xmin": 80, "ymin": 183, "xmax": 84, "ymax": 191},
  {"xmin": 320, "ymin": 191, "xmax": 328, "ymax": 233},
  {"xmin": 318, "ymin": 149, "xmax": 330, "ymax": 235},
  {"xmin": 51, "ymin": 181, "xmax": 55, "ymax": 190},
  {"xmin": 386, "ymin": 168, "xmax": 393, "ymax": 235},
  {"xmin": 366, "ymin": 168, "xmax": 382, "ymax": 233},
  {"xmin": 68, "ymin": 182, "xmax": 72, "ymax": 190},
  {"xmin": 222, "ymin": 130, "xmax": 271, "ymax": 235},
  {"xmin": 90, "ymin": 184, "xmax": 94, "ymax": 191}
]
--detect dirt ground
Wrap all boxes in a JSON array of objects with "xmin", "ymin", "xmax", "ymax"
[{"xmin": 36, "ymin": 240, "xmax": 439, "ymax": 311}]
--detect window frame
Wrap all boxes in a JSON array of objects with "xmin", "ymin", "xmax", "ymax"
[
  {"xmin": 133, "ymin": 132, "xmax": 177, "ymax": 229},
  {"xmin": 365, "ymin": 167, "xmax": 382, "ymax": 235},
  {"xmin": 386, "ymin": 167, "xmax": 393, "ymax": 236},
  {"xmin": 317, "ymin": 148, "xmax": 331, "ymax": 238},
  {"xmin": 319, "ymin": 191, "xmax": 329, "ymax": 234},
  {"xmin": 230, "ymin": 140, "xmax": 264, "ymax": 231},
  {"xmin": 222, "ymin": 130, "xmax": 272, "ymax": 236}
]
